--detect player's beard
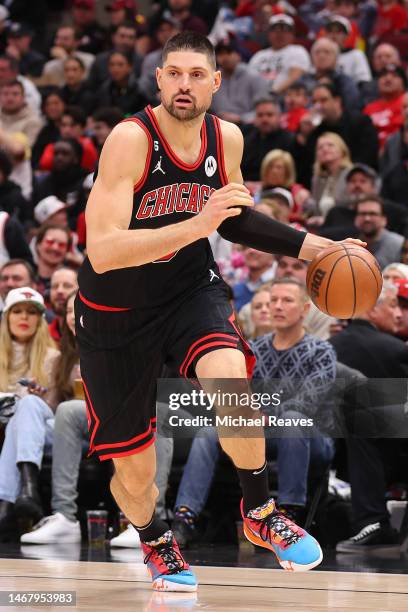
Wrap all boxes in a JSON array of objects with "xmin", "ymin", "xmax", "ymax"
[{"xmin": 161, "ymin": 93, "xmax": 208, "ymax": 122}]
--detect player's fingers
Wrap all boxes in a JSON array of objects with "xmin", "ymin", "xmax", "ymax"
[
  {"xmin": 218, "ymin": 183, "xmax": 250, "ymax": 194},
  {"xmin": 342, "ymin": 238, "xmax": 367, "ymax": 247},
  {"xmin": 224, "ymin": 207, "xmax": 242, "ymax": 217}
]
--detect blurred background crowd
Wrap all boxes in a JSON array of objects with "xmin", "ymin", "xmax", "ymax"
[{"xmin": 0, "ymin": 0, "xmax": 407, "ymax": 560}]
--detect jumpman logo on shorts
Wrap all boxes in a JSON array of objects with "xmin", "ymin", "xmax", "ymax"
[
  {"xmin": 209, "ymin": 269, "xmax": 219, "ymax": 282},
  {"xmin": 152, "ymin": 156, "xmax": 166, "ymax": 175}
]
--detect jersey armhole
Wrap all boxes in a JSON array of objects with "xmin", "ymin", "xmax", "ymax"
[
  {"xmin": 121, "ymin": 117, "xmax": 153, "ymax": 193},
  {"xmin": 213, "ymin": 115, "xmax": 229, "ymax": 186}
]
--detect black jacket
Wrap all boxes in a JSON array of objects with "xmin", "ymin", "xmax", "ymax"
[
  {"xmin": 330, "ymin": 319, "xmax": 408, "ymax": 378},
  {"xmin": 242, "ymin": 128, "xmax": 294, "ymax": 181},
  {"xmin": 95, "ymin": 75, "xmax": 148, "ymax": 116}
]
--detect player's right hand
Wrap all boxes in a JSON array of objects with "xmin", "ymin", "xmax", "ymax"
[{"xmin": 194, "ymin": 183, "xmax": 253, "ymax": 237}]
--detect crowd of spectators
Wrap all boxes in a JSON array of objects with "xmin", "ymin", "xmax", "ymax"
[{"xmin": 0, "ymin": 0, "xmax": 407, "ymax": 557}]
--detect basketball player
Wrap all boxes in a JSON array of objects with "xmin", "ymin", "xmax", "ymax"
[{"xmin": 76, "ymin": 32, "xmax": 363, "ymax": 592}]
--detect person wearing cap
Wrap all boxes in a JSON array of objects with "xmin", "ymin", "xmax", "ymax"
[
  {"xmin": 321, "ymin": 163, "xmax": 408, "ymax": 239},
  {"xmin": 0, "ymin": 286, "xmax": 59, "ymax": 536},
  {"xmin": 5, "ymin": 23, "xmax": 45, "ymax": 78},
  {"xmin": 363, "ymin": 64, "xmax": 406, "ymax": 150},
  {"xmin": 210, "ymin": 36, "xmax": 269, "ymax": 125},
  {"xmin": 139, "ymin": 16, "xmax": 181, "ymax": 104},
  {"xmin": 325, "ymin": 16, "xmax": 371, "ymax": 86},
  {"xmin": 72, "ymin": 0, "xmax": 107, "ymax": 56},
  {"xmin": 249, "ymin": 14, "xmax": 311, "ymax": 94},
  {"xmin": 34, "ymin": 196, "xmax": 69, "ymax": 228},
  {"xmin": 41, "ymin": 25, "xmax": 95, "ymax": 88},
  {"xmin": 87, "ymin": 22, "xmax": 142, "ymax": 91}
]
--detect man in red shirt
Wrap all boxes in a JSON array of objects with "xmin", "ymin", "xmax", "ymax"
[
  {"xmin": 363, "ymin": 63, "xmax": 405, "ymax": 149},
  {"xmin": 373, "ymin": 0, "xmax": 408, "ymax": 39}
]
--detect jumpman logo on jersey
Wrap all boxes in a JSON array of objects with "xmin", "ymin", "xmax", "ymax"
[
  {"xmin": 209, "ymin": 269, "xmax": 219, "ymax": 282},
  {"xmin": 152, "ymin": 156, "xmax": 166, "ymax": 175}
]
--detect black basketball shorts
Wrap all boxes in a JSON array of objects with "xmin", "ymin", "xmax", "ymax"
[{"xmin": 75, "ymin": 280, "xmax": 255, "ymax": 461}]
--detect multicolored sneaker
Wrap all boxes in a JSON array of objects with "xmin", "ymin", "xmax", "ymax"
[
  {"xmin": 241, "ymin": 498, "xmax": 323, "ymax": 572},
  {"xmin": 142, "ymin": 530, "xmax": 198, "ymax": 592}
]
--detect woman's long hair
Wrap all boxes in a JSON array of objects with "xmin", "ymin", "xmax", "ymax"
[
  {"xmin": 54, "ymin": 293, "xmax": 79, "ymax": 403},
  {"xmin": 260, "ymin": 149, "xmax": 296, "ymax": 188},
  {"xmin": 0, "ymin": 311, "xmax": 55, "ymax": 390}
]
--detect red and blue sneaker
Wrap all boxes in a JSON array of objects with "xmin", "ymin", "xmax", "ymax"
[
  {"xmin": 142, "ymin": 530, "xmax": 198, "ymax": 592},
  {"xmin": 241, "ymin": 498, "xmax": 323, "ymax": 571}
]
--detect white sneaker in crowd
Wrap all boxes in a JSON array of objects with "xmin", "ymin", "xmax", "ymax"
[
  {"xmin": 109, "ymin": 523, "xmax": 140, "ymax": 548},
  {"xmin": 20, "ymin": 513, "xmax": 81, "ymax": 544}
]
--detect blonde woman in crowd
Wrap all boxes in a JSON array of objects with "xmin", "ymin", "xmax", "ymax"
[
  {"xmin": 308, "ymin": 132, "xmax": 352, "ymax": 225},
  {"xmin": 258, "ymin": 149, "xmax": 310, "ymax": 215},
  {"xmin": 0, "ymin": 287, "xmax": 59, "ymax": 539}
]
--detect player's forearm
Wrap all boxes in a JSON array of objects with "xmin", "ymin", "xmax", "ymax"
[
  {"xmin": 297, "ymin": 233, "xmax": 334, "ymax": 261},
  {"xmin": 218, "ymin": 208, "xmax": 307, "ymax": 257},
  {"xmin": 87, "ymin": 217, "xmax": 203, "ymax": 273}
]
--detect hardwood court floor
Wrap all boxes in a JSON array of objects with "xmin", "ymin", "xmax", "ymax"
[{"xmin": 1, "ymin": 556, "xmax": 407, "ymax": 611}]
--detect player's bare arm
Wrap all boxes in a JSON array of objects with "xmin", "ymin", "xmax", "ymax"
[{"xmin": 86, "ymin": 122, "xmax": 253, "ymax": 273}]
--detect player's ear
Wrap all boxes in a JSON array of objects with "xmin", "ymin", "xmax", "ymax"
[
  {"xmin": 213, "ymin": 69, "xmax": 222, "ymax": 94},
  {"xmin": 156, "ymin": 66, "xmax": 162, "ymax": 90}
]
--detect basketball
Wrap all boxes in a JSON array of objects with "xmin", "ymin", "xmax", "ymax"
[{"xmin": 306, "ymin": 244, "xmax": 383, "ymax": 319}]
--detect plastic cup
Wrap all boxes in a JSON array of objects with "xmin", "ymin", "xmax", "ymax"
[
  {"xmin": 74, "ymin": 379, "xmax": 85, "ymax": 400},
  {"xmin": 87, "ymin": 510, "xmax": 108, "ymax": 546},
  {"xmin": 119, "ymin": 512, "xmax": 129, "ymax": 534}
]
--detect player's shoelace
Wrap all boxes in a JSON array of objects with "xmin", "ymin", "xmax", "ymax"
[
  {"xmin": 144, "ymin": 535, "xmax": 187, "ymax": 575},
  {"xmin": 247, "ymin": 501, "xmax": 303, "ymax": 549}
]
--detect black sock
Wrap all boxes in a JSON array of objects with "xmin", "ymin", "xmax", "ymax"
[
  {"xmin": 236, "ymin": 462, "xmax": 270, "ymax": 515},
  {"xmin": 132, "ymin": 513, "xmax": 169, "ymax": 544}
]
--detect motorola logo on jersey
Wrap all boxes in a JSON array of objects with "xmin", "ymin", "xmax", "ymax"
[
  {"xmin": 205, "ymin": 155, "xmax": 217, "ymax": 177},
  {"xmin": 136, "ymin": 182, "xmax": 215, "ymax": 219}
]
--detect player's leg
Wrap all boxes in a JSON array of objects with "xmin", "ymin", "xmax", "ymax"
[{"xmin": 196, "ymin": 348, "xmax": 323, "ymax": 572}]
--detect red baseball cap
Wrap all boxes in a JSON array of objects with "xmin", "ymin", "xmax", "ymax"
[
  {"xmin": 73, "ymin": 0, "xmax": 95, "ymax": 9},
  {"xmin": 394, "ymin": 278, "xmax": 408, "ymax": 300}
]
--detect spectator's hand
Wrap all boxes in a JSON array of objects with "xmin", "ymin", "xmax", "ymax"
[
  {"xmin": 50, "ymin": 46, "xmax": 68, "ymax": 60},
  {"xmin": 20, "ymin": 378, "xmax": 48, "ymax": 398},
  {"xmin": 5, "ymin": 44, "xmax": 20, "ymax": 60}
]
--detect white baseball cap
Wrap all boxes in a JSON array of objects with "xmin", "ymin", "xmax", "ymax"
[
  {"xmin": 83, "ymin": 172, "xmax": 94, "ymax": 190},
  {"xmin": 263, "ymin": 187, "xmax": 294, "ymax": 209},
  {"xmin": 327, "ymin": 15, "xmax": 351, "ymax": 34},
  {"xmin": 3, "ymin": 287, "xmax": 45, "ymax": 314},
  {"xmin": 34, "ymin": 196, "xmax": 67, "ymax": 225},
  {"xmin": 269, "ymin": 14, "xmax": 294, "ymax": 29}
]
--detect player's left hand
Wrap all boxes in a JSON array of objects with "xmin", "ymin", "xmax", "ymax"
[{"xmin": 336, "ymin": 238, "xmax": 367, "ymax": 248}]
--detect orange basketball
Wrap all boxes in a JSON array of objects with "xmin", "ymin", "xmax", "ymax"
[{"xmin": 306, "ymin": 244, "xmax": 383, "ymax": 319}]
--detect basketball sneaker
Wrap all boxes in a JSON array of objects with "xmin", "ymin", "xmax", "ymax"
[
  {"xmin": 241, "ymin": 498, "xmax": 323, "ymax": 571},
  {"xmin": 142, "ymin": 530, "xmax": 198, "ymax": 592}
]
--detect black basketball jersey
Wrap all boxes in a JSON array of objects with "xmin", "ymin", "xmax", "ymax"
[{"xmin": 78, "ymin": 106, "xmax": 228, "ymax": 310}]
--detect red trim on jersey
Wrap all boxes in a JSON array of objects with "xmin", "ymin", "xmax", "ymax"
[
  {"xmin": 121, "ymin": 116, "xmax": 153, "ymax": 192},
  {"xmin": 228, "ymin": 311, "xmax": 256, "ymax": 379},
  {"xmin": 82, "ymin": 379, "xmax": 100, "ymax": 453},
  {"xmin": 182, "ymin": 339, "xmax": 239, "ymax": 378},
  {"xmin": 98, "ymin": 435, "xmax": 155, "ymax": 461},
  {"xmin": 145, "ymin": 105, "xmax": 207, "ymax": 171},
  {"xmin": 213, "ymin": 115, "xmax": 228, "ymax": 186},
  {"xmin": 180, "ymin": 332, "xmax": 239, "ymax": 376},
  {"xmin": 79, "ymin": 292, "xmax": 131, "ymax": 312},
  {"xmin": 94, "ymin": 421, "xmax": 154, "ymax": 451}
]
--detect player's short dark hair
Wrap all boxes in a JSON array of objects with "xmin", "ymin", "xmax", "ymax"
[
  {"xmin": 162, "ymin": 31, "xmax": 216, "ymax": 70},
  {"xmin": 92, "ymin": 106, "xmax": 123, "ymax": 127},
  {"xmin": 1, "ymin": 79, "xmax": 24, "ymax": 94},
  {"xmin": 63, "ymin": 105, "xmax": 86, "ymax": 127},
  {"xmin": 0, "ymin": 258, "xmax": 35, "ymax": 281},
  {"xmin": 355, "ymin": 194, "xmax": 385, "ymax": 215}
]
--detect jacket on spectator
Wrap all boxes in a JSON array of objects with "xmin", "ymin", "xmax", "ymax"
[
  {"xmin": 96, "ymin": 74, "xmax": 148, "ymax": 116},
  {"xmin": 0, "ymin": 178, "xmax": 29, "ymax": 224},
  {"xmin": 242, "ymin": 127, "xmax": 294, "ymax": 181},
  {"xmin": 363, "ymin": 94, "xmax": 404, "ymax": 150},
  {"xmin": 300, "ymin": 70, "xmax": 360, "ymax": 112},
  {"xmin": 31, "ymin": 121, "xmax": 61, "ymax": 170},
  {"xmin": 87, "ymin": 50, "xmax": 142, "ymax": 90},
  {"xmin": 0, "ymin": 210, "xmax": 33, "ymax": 265}
]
